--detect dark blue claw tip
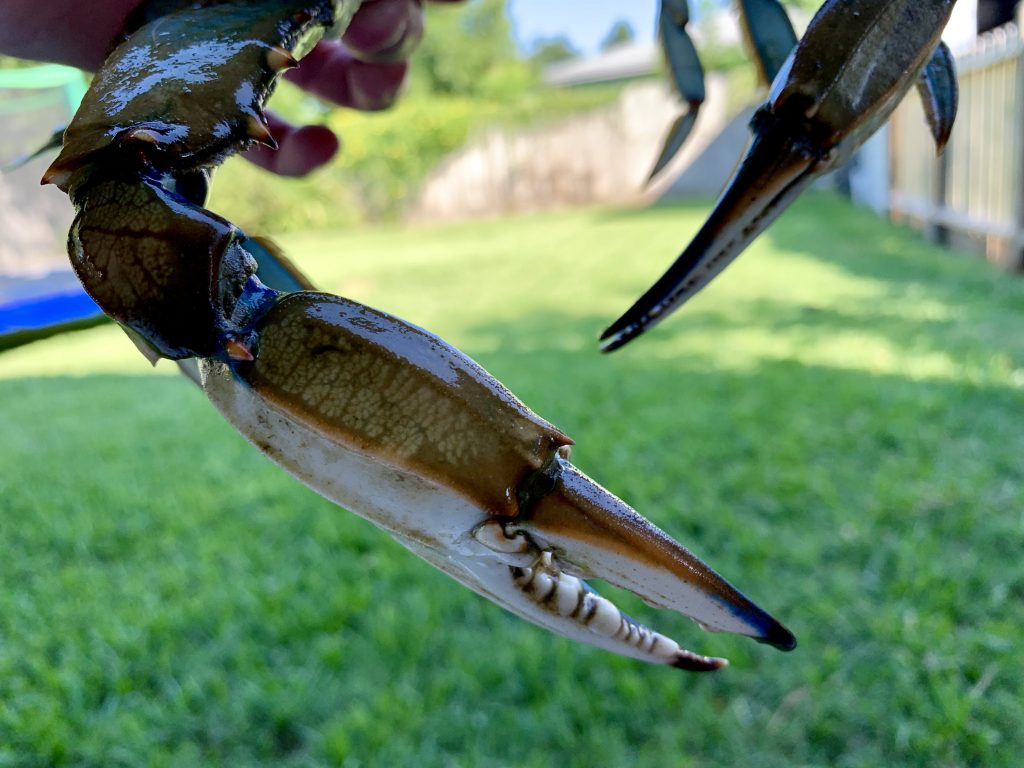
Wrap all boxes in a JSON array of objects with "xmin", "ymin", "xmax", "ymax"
[
  {"xmin": 724, "ymin": 588, "xmax": 797, "ymax": 652},
  {"xmin": 598, "ymin": 321, "xmax": 643, "ymax": 354},
  {"xmin": 756, "ymin": 619, "xmax": 797, "ymax": 652}
]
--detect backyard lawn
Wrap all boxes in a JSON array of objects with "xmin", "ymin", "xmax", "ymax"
[{"xmin": 0, "ymin": 194, "xmax": 1021, "ymax": 766}]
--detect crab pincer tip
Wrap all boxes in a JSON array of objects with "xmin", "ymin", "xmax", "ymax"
[
  {"xmin": 40, "ymin": 162, "xmax": 72, "ymax": 190},
  {"xmin": 671, "ymin": 653, "xmax": 729, "ymax": 672},
  {"xmin": 598, "ymin": 319, "xmax": 644, "ymax": 353},
  {"xmin": 246, "ymin": 116, "xmax": 278, "ymax": 150},
  {"xmin": 757, "ymin": 620, "xmax": 798, "ymax": 652},
  {"xmin": 267, "ymin": 45, "xmax": 299, "ymax": 72}
]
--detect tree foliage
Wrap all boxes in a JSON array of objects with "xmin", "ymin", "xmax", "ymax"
[
  {"xmin": 528, "ymin": 36, "xmax": 580, "ymax": 68},
  {"xmin": 410, "ymin": 0, "xmax": 530, "ymax": 98},
  {"xmin": 599, "ymin": 20, "xmax": 636, "ymax": 51}
]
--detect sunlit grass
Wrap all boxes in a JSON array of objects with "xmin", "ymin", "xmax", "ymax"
[{"xmin": 1, "ymin": 194, "xmax": 1022, "ymax": 766}]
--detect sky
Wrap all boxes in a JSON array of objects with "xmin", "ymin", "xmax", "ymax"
[
  {"xmin": 507, "ymin": 0, "xmax": 661, "ymax": 55},
  {"xmin": 505, "ymin": 1, "xmax": 980, "ymax": 57}
]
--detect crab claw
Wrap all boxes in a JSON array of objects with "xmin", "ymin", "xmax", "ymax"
[
  {"xmin": 506, "ymin": 461, "xmax": 796, "ymax": 653},
  {"xmin": 199, "ymin": 287, "xmax": 793, "ymax": 670},
  {"xmin": 737, "ymin": 0, "xmax": 798, "ymax": 89},
  {"xmin": 648, "ymin": 0, "xmax": 705, "ymax": 181},
  {"xmin": 917, "ymin": 42, "xmax": 959, "ymax": 155},
  {"xmin": 603, "ymin": 0, "xmax": 957, "ymax": 352}
]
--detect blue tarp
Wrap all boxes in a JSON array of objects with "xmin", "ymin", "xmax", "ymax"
[{"xmin": 0, "ymin": 286, "xmax": 105, "ymax": 350}]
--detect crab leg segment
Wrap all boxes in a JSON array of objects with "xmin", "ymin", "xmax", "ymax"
[
  {"xmin": 603, "ymin": 0, "xmax": 958, "ymax": 351},
  {"xmin": 199, "ymin": 290, "xmax": 794, "ymax": 669},
  {"xmin": 41, "ymin": 0, "xmax": 354, "ymax": 361}
]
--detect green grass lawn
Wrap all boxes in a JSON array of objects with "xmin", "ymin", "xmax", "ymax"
[{"xmin": 1, "ymin": 194, "xmax": 1022, "ymax": 767}]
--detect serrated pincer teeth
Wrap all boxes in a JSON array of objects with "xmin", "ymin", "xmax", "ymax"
[{"xmin": 512, "ymin": 552, "xmax": 726, "ymax": 671}]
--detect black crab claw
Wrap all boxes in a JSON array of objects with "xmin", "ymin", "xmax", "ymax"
[
  {"xmin": 648, "ymin": 0, "xmax": 705, "ymax": 182},
  {"xmin": 604, "ymin": 109, "xmax": 823, "ymax": 352},
  {"xmin": 737, "ymin": 0, "xmax": 798, "ymax": 88},
  {"xmin": 603, "ymin": 0, "xmax": 957, "ymax": 352},
  {"xmin": 917, "ymin": 42, "xmax": 959, "ymax": 155}
]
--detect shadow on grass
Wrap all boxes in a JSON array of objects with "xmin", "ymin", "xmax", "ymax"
[
  {"xmin": 575, "ymin": 194, "xmax": 1024, "ymax": 371},
  {"xmin": 766, "ymin": 195, "xmax": 1024, "ymax": 356}
]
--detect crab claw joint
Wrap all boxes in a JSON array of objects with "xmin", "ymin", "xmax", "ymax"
[
  {"xmin": 199, "ymin": 288, "xmax": 794, "ymax": 670},
  {"xmin": 602, "ymin": 0, "xmax": 957, "ymax": 351}
]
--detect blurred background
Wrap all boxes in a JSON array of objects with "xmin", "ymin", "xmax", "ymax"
[{"xmin": 1, "ymin": 1, "xmax": 1022, "ymax": 766}]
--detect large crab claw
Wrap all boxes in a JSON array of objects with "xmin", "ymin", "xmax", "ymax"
[
  {"xmin": 602, "ymin": 0, "xmax": 958, "ymax": 352},
  {"xmin": 200, "ymin": 286, "xmax": 795, "ymax": 670}
]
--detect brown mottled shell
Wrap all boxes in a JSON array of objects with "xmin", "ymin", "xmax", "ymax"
[
  {"xmin": 49, "ymin": 0, "xmax": 340, "ymax": 193},
  {"xmin": 238, "ymin": 293, "xmax": 573, "ymax": 518},
  {"xmin": 68, "ymin": 174, "xmax": 247, "ymax": 359}
]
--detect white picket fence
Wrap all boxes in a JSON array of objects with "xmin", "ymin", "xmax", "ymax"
[{"xmin": 890, "ymin": 18, "xmax": 1024, "ymax": 269}]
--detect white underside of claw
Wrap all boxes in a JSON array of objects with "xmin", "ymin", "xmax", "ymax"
[
  {"xmin": 200, "ymin": 359, "xmax": 486, "ymax": 555},
  {"xmin": 531, "ymin": 535, "xmax": 756, "ymax": 637},
  {"xmin": 394, "ymin": 532, "xmax": 723, "ymax": 670},
  {"xmin": 199, "ymin": 359, "xmax": 722, "ymax": 668}
]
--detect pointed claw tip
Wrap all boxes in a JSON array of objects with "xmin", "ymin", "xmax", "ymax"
[
  {"xmin": 645, "ymin": 161, "xmax": 669, "ymax": 186},
  {"xmin": 40, "ymin": 162, "xmax": 71, "ymax": 189},
  {"xmin": 671, "ymin": 653, "xmax": 729, "ymax": 672},
  {"xmin": 267, "ymin": 45, "xmax": 299, "ymax": 72},
  {"xmin": 756, "ymin": 620, "xmax": 797, "ymax": 652},
  {"xmin": 598, "ymin": 337, "xmax": 623, "ymax": 354},
  {"xmin": 246, "ymin": 115, "xmax": 278, "ymax": 150},
  {"xmin": 598, "ymin": 323, "xmax": 640, "ymax": 354},
  {"xmin": 601, "ymin": 300, "xmax": 661, "ymax": 351}
]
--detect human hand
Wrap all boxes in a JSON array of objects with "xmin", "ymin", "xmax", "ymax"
[{"xmin": 0, "ymin": 0, "xmax": 462, "ymax": 176}]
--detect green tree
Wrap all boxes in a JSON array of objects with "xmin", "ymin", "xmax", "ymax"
[
  {"xmin": 528, "ymin": 36, "xmax": 580, "ymax": 68},
  {"xmin": 411, "ymin": 0, "xmax": 529, "ymax": 97},
  {"xmin": 599, "ymin": 19, "xmax": 636, "ymax": 51}
]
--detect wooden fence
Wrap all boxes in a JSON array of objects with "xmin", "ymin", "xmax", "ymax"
[{"xmin": 890, "ymin": 17, "xmax": 1024, "ymax": 269}]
